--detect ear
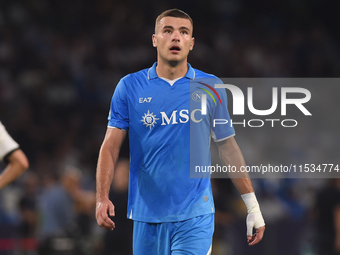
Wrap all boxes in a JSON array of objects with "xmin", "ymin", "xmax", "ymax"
[
  {"xmin": 190, "ymin": 37, "xmax": 195, "ymax": 51},
  {"xmin": 152, "ymin": 34, "xmax": 157, "ymax": 47}
]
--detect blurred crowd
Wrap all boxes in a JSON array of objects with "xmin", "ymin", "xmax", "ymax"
[{"xmin": 0, "ymin": 0, "xmax": 339, "ymax": 254}]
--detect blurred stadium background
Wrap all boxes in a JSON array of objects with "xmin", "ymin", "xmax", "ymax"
[{"xmin": 0, "ymin": 0, "xmax": 340, "ymax": 254}]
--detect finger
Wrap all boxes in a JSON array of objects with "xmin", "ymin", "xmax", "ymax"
[
  {"xmin": 109, "ymin": 203, "xmax": 115, "ymax": 217},
  {"xmin": 246, "ymin": 213, "xmax": 256, "ymax": 236},
  {"xmin": 105, "ymin": 204, "xmax": 116, "ymax": 229},
  {"xmin": 100, "ymin": 212, "xmax": 115, "ymax": 230},
  {"xmin": 248, "ymin": 226, "xmax": 265, "ymax": 246},
  {"xmin": 247, "ymin": 233, "xmax": 258, "ymax": 246},
  {"xmin": 255, "ymin": 226, "xmax": 265, "ymax": 241},
  {"xmin": 247, "ymin": 233, "xmax": 257, "ymax": 245},
  {"xmin": 246, "ymin": 220, "xmax": 254, "ymax": 236},
  {"xmin": 96, "ymin": 206, "xmax": 115, "ymax": 230}
]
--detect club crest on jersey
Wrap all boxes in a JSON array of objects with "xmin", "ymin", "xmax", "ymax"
[
  {"xmin": 191, "ymin": 91, "xmax": 204, "ymax": 102},
  {"xmin": 141, "ymin": 110, "xmax": 159, "ymax": 129}
]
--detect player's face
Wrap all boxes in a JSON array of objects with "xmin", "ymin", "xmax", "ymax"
[{"xmin": 152, "ymin": 17, "xmax": 194, "ymax": 64}]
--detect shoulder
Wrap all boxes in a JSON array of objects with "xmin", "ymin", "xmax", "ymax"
[
  {"xmin": 120, "ymin": 68, "xmax": 149, "ymax": 84},
  {"xmin": 115, "ymin": 68, "xmax": 151, "ymax": 93},
  {"xmin": 192, "ymin": 68, "xmax": 224, "ymax": 91},
  {"xmin": 193, "ymin": 68, "xmax": 219, "ymax": 80},
  {"xmin": 116, "ymin": 69, "xmax": 153, "ymax": 97}
]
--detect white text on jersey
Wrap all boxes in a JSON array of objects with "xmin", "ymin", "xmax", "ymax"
[
  {"xmin": 139, "ymin": 97, "xmax": 152, "ymax": 103},
  {"xmin": 160, "ymin": 110, "xmax": 190, "ymax": 125}
]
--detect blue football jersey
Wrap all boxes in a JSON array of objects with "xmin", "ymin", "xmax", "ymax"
[{"xmin": 108, "ymin": 62, "xmax": 235, "ymax": 222}]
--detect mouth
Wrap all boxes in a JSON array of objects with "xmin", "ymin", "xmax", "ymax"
[{"xmin": 170, "ymin": 45, "xmax": 181, "ymax": 53}]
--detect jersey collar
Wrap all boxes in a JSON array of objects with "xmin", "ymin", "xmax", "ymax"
[{"xmin": 147, "ymin": 62, "xmax": 195, "ymax": 80}]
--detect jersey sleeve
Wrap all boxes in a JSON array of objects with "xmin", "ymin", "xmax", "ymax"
[
  {"xmin": 211, "ymin": 87, "xmax": 235, "ymax": 142},
  {"xmin": 0, "ymin": 122, "xmax": 19, "ymax": 162},
  {"xmin": 108, "ymin": 78, "xmax": 129, "ymax": 130}
]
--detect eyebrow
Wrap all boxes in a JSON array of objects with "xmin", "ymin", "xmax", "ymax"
[{"xmin": 162, "ymin": 25, "xmax": 191, "ymax": 32}]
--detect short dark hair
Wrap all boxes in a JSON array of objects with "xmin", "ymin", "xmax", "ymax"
[{"xmin": 155, "ymin": 9, "xmax": 193, "ymax": 32}]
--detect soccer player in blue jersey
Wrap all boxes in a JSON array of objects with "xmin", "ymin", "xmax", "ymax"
[{"xmin": 96, "ymin": 9, "xmax": 265, "ymax": 254}]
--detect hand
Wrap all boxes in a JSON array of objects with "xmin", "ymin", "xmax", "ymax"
[
  {"xmin": 246, "ymin": 212, "xmax": 265, "ymax": 246},
  {"xmin": 96, "ymin": 198, "xmax": 115, "ymax": 230},
  {"xmin": 247, "ymin": 226, "xmax": 265, "ymax": 246}
]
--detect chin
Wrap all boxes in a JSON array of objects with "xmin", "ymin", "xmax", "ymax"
[
  {"xmin": 167, "ymin": 56, "xmax": 185, "ymax": 65},
  {"xmin": 168, "ymin": 60, "xmax": 180, "ymax": 67}
]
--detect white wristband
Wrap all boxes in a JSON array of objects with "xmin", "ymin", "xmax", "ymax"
[{"xmin": 241, "ymin": 192, "xmax": 260, "ymax": 213}]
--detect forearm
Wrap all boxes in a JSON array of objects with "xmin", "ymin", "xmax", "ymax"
[
  {"xmin": 96, "ymin": 144, "xmax": 119, "ymax": 200},
  {"xmin": 96, "ymin": 128, "xmax": 126, "ymax": 201},
  {"xmin": 218, "ymin": 137, "xmax": 253, "ymax": 194},
  {"xmin": 217, "ymin": 136, "xmax": 265, "ymax": 243},
  {"xmin": 95, "ymin": 128, "xmax": 126, "ymax": 230},
  {"xmin": 0, "ymin": 150, "xmax": 29, "ymax": 189}
]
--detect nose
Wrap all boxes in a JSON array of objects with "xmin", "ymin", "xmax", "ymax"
[{"xmin": 172, "ymin": 30, "xmax": 180, "ymax": 42}]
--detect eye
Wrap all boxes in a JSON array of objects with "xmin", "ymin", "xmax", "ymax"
[
  {"xmin": 164, "ymin": 30, "xmax": 172, "ymax": 34},
  {"xmin": 180, "ymin": 30, "xmax": 188, "ymax": 35}
]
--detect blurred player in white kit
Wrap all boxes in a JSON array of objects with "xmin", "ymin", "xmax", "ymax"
[{"xmin": 0, "ymin": 121, "xmax": 29, "ymax": 189}]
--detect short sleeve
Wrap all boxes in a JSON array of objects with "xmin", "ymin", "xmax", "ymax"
[
  {"xmin": 0, "ymin": 122, "xmax": 19, "ymax": 161},
  {"xmin": 108, "ymin": 78, "xmax": 129, "ymax": 130},
  {"xmin": 211, "ymin": 88, "xmax": 235, "ymax": 142}
]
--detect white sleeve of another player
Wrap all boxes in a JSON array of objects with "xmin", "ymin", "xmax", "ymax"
[{"xmin": 0, "ymin": 122, "xmax": 19, "ymax": 161}]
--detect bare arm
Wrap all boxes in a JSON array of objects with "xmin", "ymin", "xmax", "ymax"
[
  {"xmin": 95, "ymin": 127, "xmax": 127, "ymax": 230},
  {"xmin": 0, "ymin": 149, "xmax": 29, "ymax": 189},
  {"xmin": 334, "ymin": 205, "xmax": 340, "ymax": 252},
  {"xmin": 217, "ymin": 137, "xmax": 253, "ymax": 194},
  {"xmin": 217, "ymin": 136, "xmax": 265, "ymax": 245}
]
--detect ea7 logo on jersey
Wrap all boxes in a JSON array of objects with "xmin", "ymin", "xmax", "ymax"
[{"xmin": 139, "ymin": 97, "xmax": 152, "ymax": 103}]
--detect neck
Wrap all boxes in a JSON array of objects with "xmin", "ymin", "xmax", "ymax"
[{"xmin": 156, "ymin": 58, "xmax": 188, "ymax": 80}]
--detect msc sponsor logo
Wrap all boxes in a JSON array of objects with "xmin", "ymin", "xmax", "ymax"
[
  {"xmin": 141, "ymin": 109, "xmax": 203, "ymax": 129},
  {"xmin": 141, "ymin": 110, "xmax": 159, "ymax": 129}
]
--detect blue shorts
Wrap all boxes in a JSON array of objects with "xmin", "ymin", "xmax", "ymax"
[{"xmin": 133, "ymin": 213, "xmax": 214, "ymax": 255}]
